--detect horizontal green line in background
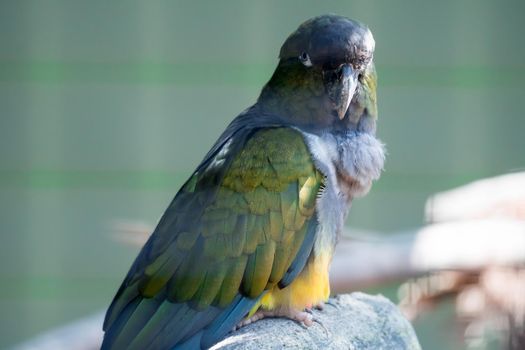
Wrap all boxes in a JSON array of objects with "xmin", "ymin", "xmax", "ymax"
[
  {"xmin": 0, "ymin": 170, "xmax": 189, "ymax": 190},
  {"xmin": 1, "ymin": 276, "xmax": 118, "ymax": 299},
  {"xmin": 0, "ymin": 61, "xmax": 523, "ymax": 88},
  {"xmin": 0, "ymin": 169, "xmax": 485, "ymax": 191}
]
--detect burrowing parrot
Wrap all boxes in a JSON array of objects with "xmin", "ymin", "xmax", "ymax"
[{"xmin": 102, "ymin": 14, "xmax": 385, "ymax": 349}]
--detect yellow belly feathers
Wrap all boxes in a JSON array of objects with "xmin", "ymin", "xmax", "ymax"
[{"xmin": 253, "ymin": 250, "xmax": 331, "ymax": 313}]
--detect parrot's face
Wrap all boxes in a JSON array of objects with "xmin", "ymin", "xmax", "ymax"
[{"xmin": 260, "ymin": 15, "xmax": 377, "ymax": 134}]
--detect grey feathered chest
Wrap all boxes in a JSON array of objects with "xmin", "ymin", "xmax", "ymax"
[{"xmin": 300, "ymin": 130, "xmax": 385, "ymax": 255}]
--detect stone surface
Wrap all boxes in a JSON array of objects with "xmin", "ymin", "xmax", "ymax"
[{"xmin": 212, "ymin": 292, "xmax": 421, "ymax": 350}]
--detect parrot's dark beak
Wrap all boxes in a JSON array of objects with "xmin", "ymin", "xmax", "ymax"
[{"xmin": 323, "ymin": 64, "xmax": 359, "ymax": 120}]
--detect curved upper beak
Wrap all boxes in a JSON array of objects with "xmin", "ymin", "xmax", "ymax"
[{"xmin": 324, "ymin": 64, "xmax": 359, "ymax": 120}]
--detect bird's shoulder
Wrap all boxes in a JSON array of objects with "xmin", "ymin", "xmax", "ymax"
[{"xmin": 221, "ymin": 127, "xmax": 320, "ymax": 193}]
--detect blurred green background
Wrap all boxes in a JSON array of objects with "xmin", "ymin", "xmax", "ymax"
[{"xmin": 1, "ymin": 1, "xmax": 524, "ymax": 349}]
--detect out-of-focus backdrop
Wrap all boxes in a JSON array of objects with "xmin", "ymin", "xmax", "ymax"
[{"xmin": 1, "ymin": 1, "xmax": 524, "ymax": 349}]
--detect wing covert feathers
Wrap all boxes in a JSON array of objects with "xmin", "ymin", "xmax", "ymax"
[{"xmin": 102, "ymin": 127, "xmax": 323, "ymax": 349}]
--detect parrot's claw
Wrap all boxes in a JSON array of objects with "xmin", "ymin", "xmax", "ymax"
[
  {"xmin": 305, "ymin": 301, "xmax": 325, "ymax": 313},
  {"xmin": 324, "ymin": 300, "xmax": 338, "ymax": 309},
  {"xmin": 234, "ymin": 308, "xmax": 314, "ymax": 331},
  {"xmin": 314, "ymin": 301, "xmax": 325, "ymax": 311}
]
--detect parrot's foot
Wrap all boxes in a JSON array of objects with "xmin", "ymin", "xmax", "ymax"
[{"xmin": 234, "ymin": 308, "xmax": 314, "ymax": 330}]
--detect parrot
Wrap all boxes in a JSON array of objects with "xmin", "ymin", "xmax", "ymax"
[{"xmin": 101, "ymin": 14, "xmax": 385, "ymax": 350}]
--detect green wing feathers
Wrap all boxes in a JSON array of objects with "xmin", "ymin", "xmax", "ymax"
[
  {"xmin": 166, "ymin": 128, "xmax": 322, "ymax": 305},
  {"xmin": 104, "ymin": 127, "xmax": 323, "ymax": 341}
]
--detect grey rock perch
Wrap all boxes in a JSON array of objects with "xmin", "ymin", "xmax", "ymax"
[{"xmin": 212, "ymin": 293, "xmax": 421, "ymax": 350}]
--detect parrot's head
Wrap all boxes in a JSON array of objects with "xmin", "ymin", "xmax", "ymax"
[{"xmin": 259, "ymin": 14, "xmax": 377, "ymax": 134}]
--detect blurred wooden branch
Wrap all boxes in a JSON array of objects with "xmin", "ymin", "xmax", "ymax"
[
  {"xmin": 331, "ymin": 219, "xmax": 525, "ymax": 293},
  {"xmin": 425, "ymin": 171, "xmax": 525, "ymax": 222}
]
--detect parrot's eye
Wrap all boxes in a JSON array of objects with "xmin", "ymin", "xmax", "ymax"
[{"xmin": 299, "ymin": 52, "xmax": 312, "ymax": 67}]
